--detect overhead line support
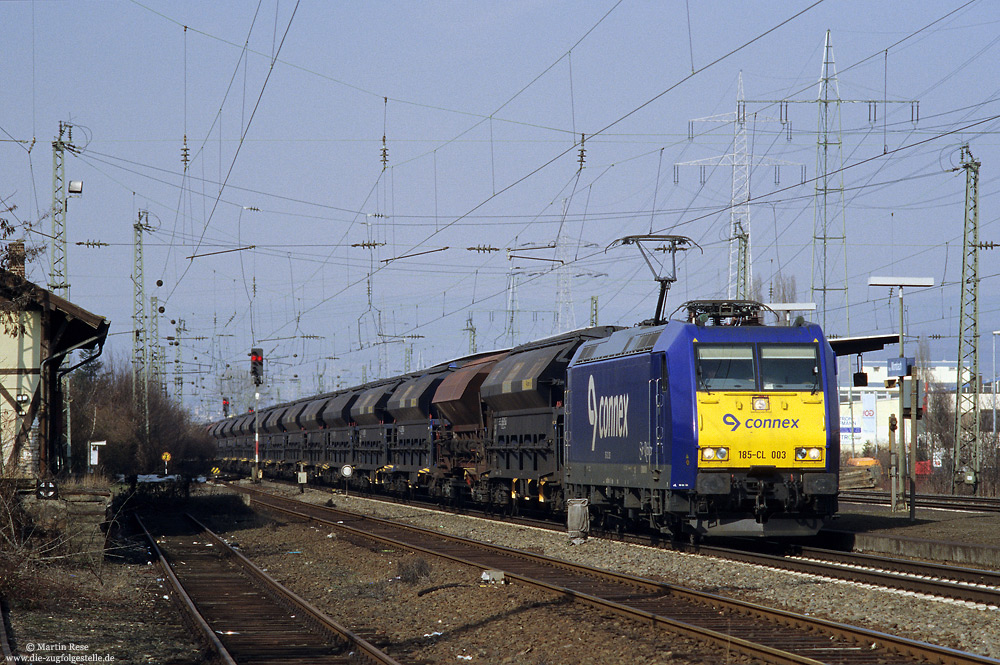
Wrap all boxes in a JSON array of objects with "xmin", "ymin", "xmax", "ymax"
[{"xmin": 952, "ymin": 145, "xmax": 981, "ymax": 495}]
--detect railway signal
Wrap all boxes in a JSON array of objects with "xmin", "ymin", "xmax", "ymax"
[{"xmin": 250, "ymin": 348, "xmax": 264, "ymax": 385}]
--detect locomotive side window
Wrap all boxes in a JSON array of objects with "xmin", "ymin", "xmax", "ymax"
[
  {"xmin": 759, "ymin": 344, "xmax": 820, "ymax": 391},
  {"xmin": 695, "ymin": 345, "xmax": 755, "ymax": 390}
]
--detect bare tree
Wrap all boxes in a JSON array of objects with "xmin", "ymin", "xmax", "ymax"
[
  {"xmin": 1, "ymin": 198, "xmax": 47, "ymax": 335},
  {"xmin": 751, "ymin": 271, "xmax": 797, "ymax": 303},
  {"xmin": 69, "ymin": 353, "xmax": 214, "ymax": 475},
  {"xmin": 915, "ymin": 335, "xmax": 954, "ymax": 492}
]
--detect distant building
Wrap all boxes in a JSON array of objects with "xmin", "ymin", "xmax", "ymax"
[
  {"xmin": 838, "ymin": 361, "xmax": 997, "ymax": 453},
  {"xmin": 0, "ymin": 266, "xmax": 108, "ymax": 478}
]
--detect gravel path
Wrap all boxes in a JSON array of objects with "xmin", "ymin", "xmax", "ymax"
[{"xmin": 244, "ymin": 482, "xmax": 1000, "ymax": 660}]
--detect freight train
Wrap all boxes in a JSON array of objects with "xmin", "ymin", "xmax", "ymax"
[{"xmin": 212, "ymin": 299, "xmax": 841, "ymax": 538}]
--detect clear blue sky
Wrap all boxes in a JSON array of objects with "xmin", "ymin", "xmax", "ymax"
[{"xmin": 3, "ymin": 1, "xmax": 999, "ymax": 417}]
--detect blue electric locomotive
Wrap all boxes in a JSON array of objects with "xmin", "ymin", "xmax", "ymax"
[
  {"xmin": 211, "ymin": 299, "xmax": 843, "ymax": 539},
  {"xmin": 565, "ymin": 300, "xmax": 839, "ymax": 537}
]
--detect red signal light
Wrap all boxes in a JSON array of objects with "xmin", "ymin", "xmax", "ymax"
[{"xmin": 250, "ymin": 347, "xmax": 264, "ymax": 385}]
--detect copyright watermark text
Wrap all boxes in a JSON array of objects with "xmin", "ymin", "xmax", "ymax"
[{"xmin": 8, "ymin": 643, "xmax": 114, "ymax": 663}]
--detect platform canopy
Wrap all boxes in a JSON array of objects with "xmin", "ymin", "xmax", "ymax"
[{"xmin": 827, "ymin": 334, "xmax": 899, "ymax": 357}]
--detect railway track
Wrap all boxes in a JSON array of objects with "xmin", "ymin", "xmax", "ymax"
[
  {"xmin": 231, "ymin": 484, "xmax": 1000, "ymax": 665},
  {"xmin": 250, "ymin": 479, "xmax": 1000, "ymax": 605},
  {"xmin": 138, "ymin": 512, "xmax": 402, "ymax": 665},
  {"xmin": 839, "ymin": 490, "xmax": 1000, "ymax": 513},
  {"xmin": 694, "ymin": 543, "xmax": 1000, "ymax": 606}
]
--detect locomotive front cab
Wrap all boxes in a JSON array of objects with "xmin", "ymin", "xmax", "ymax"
[{"xmin": 693, "ymin": 336, "xmax": 838, "ymax": 534}]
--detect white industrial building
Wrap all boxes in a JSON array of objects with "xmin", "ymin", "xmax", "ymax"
[{"xmin": 838, "ymin": 361, "xmax": 997, "ymax": 455}]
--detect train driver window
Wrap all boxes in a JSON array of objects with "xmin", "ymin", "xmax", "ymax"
[
  {"xmin": 695, "ymin": 345, "xmax": 755, "ymax": 391},
  {"xmin": 759, "ymin": 344, "xmax": 820, "ymax": 391}
]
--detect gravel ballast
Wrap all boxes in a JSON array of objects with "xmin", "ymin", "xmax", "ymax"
[
  {"xmin": 196, "ymin": 490, "xmax": 766, "ymax": 665},
  {"xmin": 8, "ymin": 483, "xmax": 1000, "ymax": 664},
  {"xmin": 242, "ymin": 482, "xmax": 1000, "ymax": 660}
]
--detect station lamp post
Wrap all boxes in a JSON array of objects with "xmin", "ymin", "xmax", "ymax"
[
  {"xmin": 993, "ymin": 331, "xmax": 1000, "ymax": 444},
  {"xmin": 867, "ymin": 276, "xmax": 933, "ymax": 515}
]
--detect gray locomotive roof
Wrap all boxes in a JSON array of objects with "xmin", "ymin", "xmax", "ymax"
[{"xmin": 572, "ymin": 324, "xmax": 668, "ymax": 365}]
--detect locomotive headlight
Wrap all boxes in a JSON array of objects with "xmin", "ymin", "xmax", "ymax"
[
  {"xmin": 701, "ymin": 447, "xmax": 729, "ymax": 461},
  {"xmin": 808, "ymin": 447, "xmax": 823, "ymax": 460},
  {"xmin": 752, "ymin": 396, "xmax": 769, "ymax": 411},
  {"xmin": 795, "ymin": 447, "xmax": 824, "ymax": 461}
]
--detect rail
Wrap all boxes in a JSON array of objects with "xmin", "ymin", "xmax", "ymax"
[
  {"xmin": 234, "ymin": 484, "xmax": 1000, "ymax": 665},
  {"xmin": 138, "ymin": 512, "xmax": 402, "ymax": 665},
  {"xmin": 840, "ymin": 490, "xmax": 1000, "ymax": 512}
]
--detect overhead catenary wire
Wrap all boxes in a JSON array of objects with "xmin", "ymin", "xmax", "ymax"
[
  {"xmin": 246, "ymin": 2, "xmax": 831, "ymax": 352},
  {"xmin": 32, "ymin": 2, "xmax": 1000, "ymax": 393},
  {"xmin": 164, "ymin": 0, "xmax": 301, "ymax": 305},
  {"xmin": 375, "ymin": 110, "xmax": 1000, "ymax": 349},
  {"xmin": 165, "ymin": 1, "xmax": 265, "ymax": 287}
]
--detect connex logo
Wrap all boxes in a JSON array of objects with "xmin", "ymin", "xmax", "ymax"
[
  {"xmin": 587, "ymin": 374, "xmax": 629, "ymax": 451},
  {"xmin": 723, "ymin": 413, "xmax": 799, "ymax": 432}
]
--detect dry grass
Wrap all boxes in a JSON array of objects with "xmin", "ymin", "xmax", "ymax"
[
  {"xmin": 60, "ymin": 474, "xmax": 113, "ymax": 491},
  {"xmin": 397, "ymin": 557, "xmax": 432, "ymax": 584},
  {"xmin": 0, "ymin": 482, "xmax": 41, "ymax": 604}
]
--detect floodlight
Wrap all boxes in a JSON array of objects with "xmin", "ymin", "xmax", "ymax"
[
  {"xmin": 68, "ymin": 181, "xmax": 83, "ymax": 194},
  {"xmin": 867, "ymin": 276, "xmax": 933, "ymax": 288},
  {"xmin": 766, "ymin": 302, "xmax": 816, "ymax": 312}
]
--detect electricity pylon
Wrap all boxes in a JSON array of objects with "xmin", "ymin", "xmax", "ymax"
[
  {"xmin": 742, "ymin": 31, "xmax": 918, "ymax": 330},
  {"xmin": 952, "ymin": 145, "xmax": 981, "ymax": 495},
  {"xmin": 50, "ymin": 122, "xmax": 74, "ymax": 296},
  {"xmin": 676, "ymin": 73, "xmax": 798, "ymax": 300},
  {"xmin": 132, "ymin": 211, "xmax": 153, "ymax": 438}
]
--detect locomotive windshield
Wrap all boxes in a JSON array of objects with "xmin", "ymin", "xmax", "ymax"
[
  {"xmin": 759, "ymin": 344, "xmax": 820, "ymax": 391},
  {"xmin": 696, "ymin": 345, "xmax": 755, "ymax": 390}
]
